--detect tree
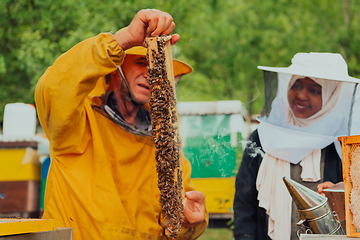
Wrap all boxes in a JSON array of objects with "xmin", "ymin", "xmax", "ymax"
[
  {"xmin": 1, "ymin": 0, "xmax": 360, "ymax": 124},
  {"xmin": 0, "ymin": 0, "xmax": 86, "ymax": 120},
  {"xmin": 175, "ymin": 0, "xmax": 351, "ymax": 117}
]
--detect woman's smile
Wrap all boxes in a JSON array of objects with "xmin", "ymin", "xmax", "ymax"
[{"xmin": 288, "ymin": 77, "xmax": 322, "ymax": 118}]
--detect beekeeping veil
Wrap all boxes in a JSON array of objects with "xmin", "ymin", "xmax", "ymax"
[
  {"xmin": 254, "ymin": 52, "xmax": 360, "ymax": 240},
  {"xmin": 258, "ymin": 52, "xmax": 360, "ymax": 161}
]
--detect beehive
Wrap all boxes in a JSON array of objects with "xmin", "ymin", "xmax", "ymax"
[
  {"xmin": 339, "ymin": 135, "xmax": 360, "ymax": 237},
  {"xmin": 146, "ymin": 36, "xmax": 184, "ymax": 238},
  {"xmin": 0, "ymin": 144, "xmax": 41, "ymax": 217},
  {"xmin": 0, "ymin": 218, "xmax": 56, "ymax": 236}
]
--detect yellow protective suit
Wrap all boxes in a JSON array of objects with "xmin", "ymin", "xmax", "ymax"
[{"xmin": 35, "ymin": 33, "xmax": 208, "ymax": 240}]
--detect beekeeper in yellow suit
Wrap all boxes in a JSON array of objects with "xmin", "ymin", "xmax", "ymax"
[{"xmin": 35, "ymin": 9, "xmax": 208, "ymax": 240}]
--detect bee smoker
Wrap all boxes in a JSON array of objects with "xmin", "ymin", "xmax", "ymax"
[{"xmin": 282, "ymin": 177, "xmax": 344, "ymax": 237}]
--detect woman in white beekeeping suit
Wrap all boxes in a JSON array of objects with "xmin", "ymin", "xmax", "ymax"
[{"xmin": 233, "ymin": 52, "xmax": 360, "ymax": 240}]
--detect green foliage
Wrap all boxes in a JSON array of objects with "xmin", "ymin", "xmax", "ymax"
[
  {"xmin": 176, "ymin": 0, "xmax": 359, "ymax": 116},
  {"xmin": 0, "ymin": 0, "xmax": 84, "ymax": 119},
  {"xmin": 1, "ymin": 0, "xmax": 360, "ymax": 123}
]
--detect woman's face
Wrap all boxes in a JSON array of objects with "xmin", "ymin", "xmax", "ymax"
[{"xmin": 287, "ymin": 77, "xmax": 322, "ymax": 118}]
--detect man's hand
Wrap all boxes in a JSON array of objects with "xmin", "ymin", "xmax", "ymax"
[
  {"xmin": 317, "ymin": 181, "xmax": 334, "ymax": 197},
  {"xmin": 183, "ymin": 191, "xmax": 206, "ymax": 228},
  {"xmin": 114, "ymin": 9, "xmax": 179, "ymax": 50}
]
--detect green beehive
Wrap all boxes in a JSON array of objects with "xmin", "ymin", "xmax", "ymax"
[
  {"xmin": 178, "ymin": 101, "xmax": 249, "ymax": 179},
  {"xmin": 181, "ymin": 114, "xmax": 238, "ymax": 178},
  {"xmin": 178, "ymin": 101, "xmax": 250, "ymax": 215}
]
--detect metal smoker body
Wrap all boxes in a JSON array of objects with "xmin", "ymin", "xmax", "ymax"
[{"xmin": 282, "ymin": 177, "xmax": 344, "ymax": 237}]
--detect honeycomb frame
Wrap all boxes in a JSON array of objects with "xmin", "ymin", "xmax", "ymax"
[{"xmin": 339, "ymin": 135, "xmax": 360, "ymax": 237}]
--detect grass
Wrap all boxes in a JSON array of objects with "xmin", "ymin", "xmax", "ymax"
[{"xmin": 197, "ymin": 227, "xmax": 234, "ymax": 240}]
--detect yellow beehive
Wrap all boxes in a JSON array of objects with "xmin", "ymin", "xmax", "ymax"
[
  {"xmin": 0, "ymin": 148, "xmax": 40, "ymax": 181},
  {"xmin": 0, "ymin": 218, "xmax": 56, "ymax": 236},
  {"xmin": 192, "ymin": 177, "xmax": 235, "ymax": 215}
]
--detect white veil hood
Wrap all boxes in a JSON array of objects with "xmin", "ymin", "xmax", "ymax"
[{"xmin": 257, "ymin": 72, "xmax": 357, "ymax": 163}]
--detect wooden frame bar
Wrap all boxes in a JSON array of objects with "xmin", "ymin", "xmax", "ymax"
[
  {"xmin": 146, "ymin": 36, "xmax": 184, "ymax": 238},
  {"xmin": 339, "ymin": 135, "xmax": 360, "ymax": 237}
]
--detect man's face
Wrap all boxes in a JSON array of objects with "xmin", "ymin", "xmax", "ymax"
[
  {"xmin": 121, "ymin": 54, "xmax": 150, "ymax": 104},
  {"xmin": 287, "ymin": 77, "xmax": 323, "ymax": 118}
]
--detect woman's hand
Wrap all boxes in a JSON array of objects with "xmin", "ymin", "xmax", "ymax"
[
  {"xmin": 317, "ymin": 181, "xmax": 334, "ymax": 197},
  {"xmin": 114, "ymin": 9, "xmax": 179, "ymax": 50},
  {"xmin": 183, "ymin": 191, "xmax": 206, "ymax": 228}
]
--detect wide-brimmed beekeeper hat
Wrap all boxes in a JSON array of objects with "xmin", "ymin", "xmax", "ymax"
[
  {"xmin": 258, "ymin": 52, "xmax": 359, "ymax": 83},
  {"xmin": 125, "ymin": 46, "xmax": 193, "ymax": 78},
  {"xmin": 88, "ymin": 39, "xmax": 193, "ymax": 98},
  {"xmin": 115, "ymin": 27, "xmax": 192, "ymax": 78}
]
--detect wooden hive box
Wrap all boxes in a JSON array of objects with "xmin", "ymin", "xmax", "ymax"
[
  {"xmin": 338, "ymin": 135, "xmax": 360, "ymax": 237},
  {"xmin": 0, "ymin": 143, "xmax": 41, "ymax": 217},
  {"xmin": 0, "ymin": 218, "xmax": 56, "ymax": 236}
]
